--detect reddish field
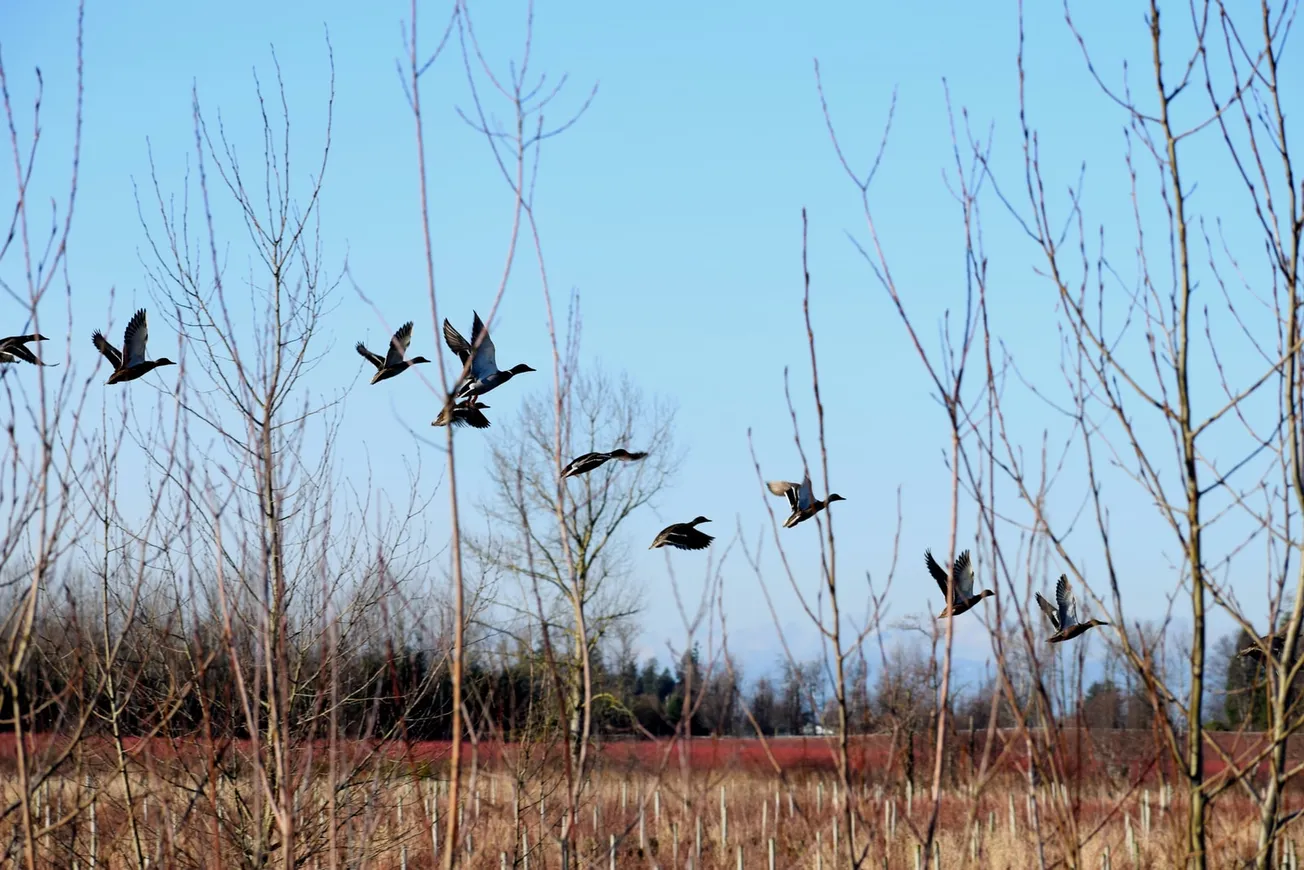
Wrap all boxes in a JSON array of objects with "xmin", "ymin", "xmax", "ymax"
[{"xmin": 6, "ymin": 729, "xmax": 1302, "ymax": 782}]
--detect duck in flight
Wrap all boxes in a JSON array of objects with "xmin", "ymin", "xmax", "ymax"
[
  {"xmin": 0, "ymin": 333, "xmax": 54, "ymax": 366},
  {"xmin": 649, "ymin": 516, "xmax": 713, "ymax": 551},
  {"xmin": 442, "ymin": 311, "xmax": 535, "ymax": 399},
  {"xmin": 562, "ymin": 449, "xmax": 648, "ymax": 479},
  {"xmin": 432, "ymin": 400, "xmax": 491, "ymax": 430},
  {"xmin": 1239, "ymin": 630, "xmax": 1290, "ymax": 662},
  {"xmin": 357, "ymin": 321, "xmax": 431, "ymax": 384},
  {"xmin": 767, "ymin": 473, "xmax": 845, "ymax": 528},
  {"xmin": 92, "ymin": 309, "xmax": 175, "ymax": 384},
  {"xmin": 1035, "ymin": 575, "xmax": 1109, "ymax": 643},
  {"xmin": 925, "ymin": 548, "xmax": 994, "ymax": 618}
]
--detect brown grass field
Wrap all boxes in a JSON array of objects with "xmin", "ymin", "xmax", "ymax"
[{"xmin": 5, "ymin": 732, "xmax": 1304, "ymax": 867}]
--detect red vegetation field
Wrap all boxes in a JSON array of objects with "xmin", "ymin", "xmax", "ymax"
[{"xmin": 7, "ymin": 729, "xmax": 1302, "ymax": 782}]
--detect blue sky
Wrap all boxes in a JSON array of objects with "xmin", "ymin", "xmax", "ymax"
[{"xmin": 4, "ymin": 1, "xmax": 1299, "ymax": 689}]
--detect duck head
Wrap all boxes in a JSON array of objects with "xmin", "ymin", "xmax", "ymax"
[
  {"xmin": 154, "ymin": 358, "xmax": 177, "ymax": 367},
  {"xmin": 411, "ymin": 356, "xmax": 432, "ymax": 365},
  {"xmin": 690, "ymin": 516, "xmax": 711, "ymax": 526},
  {"xmin": 510, "ymin": 363, "xmax": 537, "ymax": 375},
  {"xmin": 826, "ymin": 494, "xmax": 846, "ymax": 504}
]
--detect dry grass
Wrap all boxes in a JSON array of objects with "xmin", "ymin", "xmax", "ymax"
[{"xmin": 5, "ymin": 757, "xmax": 1303, "ymax": 869}]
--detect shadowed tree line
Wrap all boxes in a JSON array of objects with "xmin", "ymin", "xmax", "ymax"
[{"xmin": 5, "ymin": 588, "xmax": 1226, "ymax": 745}]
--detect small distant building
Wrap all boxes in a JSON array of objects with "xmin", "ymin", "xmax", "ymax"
[{"xmin": 800, "ymin": 723, "xmax": 834, "ymax": 736}]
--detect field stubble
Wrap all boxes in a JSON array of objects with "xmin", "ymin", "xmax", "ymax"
[{"xmin": 3, "ymin": 734, "xmax": 1302, "ymax": 867}]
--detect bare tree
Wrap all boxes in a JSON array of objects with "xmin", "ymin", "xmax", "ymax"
[
  {"xmin": 130, "ymin": 41, "xmax": 419, "ymax": 869},
  {"xmin": 0, "ymin": 6, "xmax": 108, "ymax": 868},
  {"xmin": 476, "ymin": 359, "xmax": 678, "ymax": 763},
  {"xmin": 810, "ymin": 0, "xmax": 1304, "ymax": 866}
]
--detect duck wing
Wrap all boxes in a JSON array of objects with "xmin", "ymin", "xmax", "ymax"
[
  {"xmin": 953, "ymin": 551, "xmax": 975, "ymax": 598},
  {"xmin": 562, "ymin": 452, "xmax": 607, "ymax": 478},
  {"xmin": 356, "ymin": 343, "xmax": 385, "ymax": 369},
  {"xmin": 443, "ymin": 319, "xmax": 472, "ymax": 363},
  {"xmin": 1055, "ymin": 574, "xmax": 1076, "ymax": 629},
  {"xmin": 1, "ymin": 341, "xmax": 44, "ymax": 365},
  {"xmin": 469, "ymin": 311, "xmax": 499, "ymax": 379},
  {"xmin": 924, "ymin": 550, "xmax": 954, "ymax": 602},
  {"xmin": 92, "ymin": 331, "xmax": 123, "ymax": 370},
  {"xmin": 1035, "ymin": 592, "xmax": 1061, "ymax": 631},
  {"xmin": 385, "ymin": 321, "xmax": 414, "ymax": 367},
  {"xmin": 455, "ymin": 402, "xmax": 491, "ymax": 429},
  {"xmin": 660, "ymin": 524, "xmax": 713, "ymax": 550},
  {"xmin": 797, "ymin": 474, "xmax": 814, "ymax": 511},
  {"xmin": 122, "ymin": 309, "xmax": 149, "ymax": 367},
  {"xmin": 767, "ymin": 480, "xmax": 801, "ymax": 510}
]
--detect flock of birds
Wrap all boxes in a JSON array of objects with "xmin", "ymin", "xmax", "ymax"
[{"xmin": 1, "ymin": 310, "xmax": 1288, "ymax": 654}]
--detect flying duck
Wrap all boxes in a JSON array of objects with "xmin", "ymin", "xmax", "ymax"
[
  {"xmin": 0, "ymin": 333, "xmax": 53, "ymax": 366},
  {"xmin": 1035, "ymin": 575, "xmax": 1109, "ymax": 643},
  {"xmin": 357, "ymin": 321, "xmax": 431, "ymax": 384},
  {"xmin": 649, "ymin": 517, "xmax": 713, "ymax": 551},
  {"xmin": 92, "ymin": 309, "xmax": 175, "ymax": 384},
  {"xmin": 561, "ymin": 449, "xmax": 648, "ymax": 479},
  {"xmin": 442, "ymin": 311, "xmax": 535, "ymax": 399},
  {"xmin": 767, "ymin": 473, "xmax": 845, "ymax": 528},
  {"xmin": 1239, "ymin": 630, "xmax": 1290, "ymax": 662},
  {"xmin": 925, "ymin": 548, "xmax": 994, "ymax": 618},
  {"xmin": 432, "ymin": 400, "xmax": 491, "ymax": 430}
]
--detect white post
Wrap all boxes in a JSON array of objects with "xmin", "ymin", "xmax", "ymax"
[
  {"xmin": 720, "ymin": 786, "xmax": 728, "ymax": 848},
  {"xmin": 609, "ymin": 834, "xmax": 616, "ymax": 870},
  {"xmin": 89, "ymin": 785, "xmax": 98, "ymax": 870},
  {"xmin": 640, "ymin": 805, "xmax": 646, "ymax": 851},
  {"xmin": 399, "ymin": 791, "xmax": 408, "ymax": 870},
  {"xmin": 431, "ymin": 783, "xmax": 440, "ymax": 862}
]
